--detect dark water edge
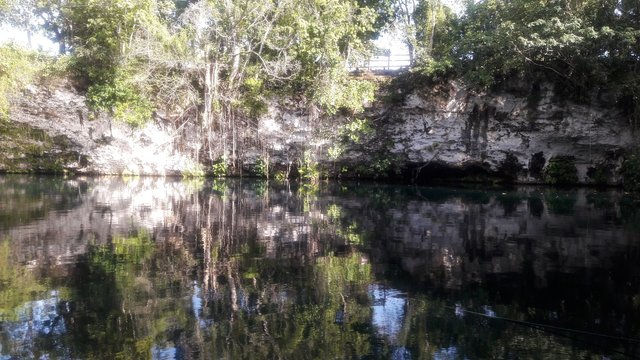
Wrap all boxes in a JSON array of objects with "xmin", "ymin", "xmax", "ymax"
[{"xmin": 0, "ymin": 175, "xmax": 639, "ymax": 359}]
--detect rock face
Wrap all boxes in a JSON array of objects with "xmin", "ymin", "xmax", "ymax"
[
  {"xmin": 5, "ymin": 82, "xmax": 199, "ymax": 175},
  {"xmin": 256, "ymin": 80, "xmax": 636, "ymax": 185},
  {"xmin": 381, "ymin": 80, "xmax": 634, "ymax": 184},
  {"xmin": 4, "ymin": 79, "xmax": 637, "ymax": 184}
]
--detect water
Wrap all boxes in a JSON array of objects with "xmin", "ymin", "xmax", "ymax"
[{"xmin": 0, "ymin": 175, "xmax": 639, "ymax": 359}]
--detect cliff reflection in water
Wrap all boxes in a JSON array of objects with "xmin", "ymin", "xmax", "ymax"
[{"xmin": 0, "ymin": 175, "xmax": 639, "ymax": 359}]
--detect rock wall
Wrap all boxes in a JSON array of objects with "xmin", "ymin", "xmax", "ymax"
[
  {"xmin": 4, "ymin": 78, "xmax": 637, "ymax": 184},
  {"xmin": 5, "ymin": 82, "xmax": 199, "ymax": 175},
  {"xmin": 257, "ymin": 79, "xmax": 637, "ymax": 184},
  {"xmin": 383, "ymin": 80, "xmax": 635, "ymax": 184}
]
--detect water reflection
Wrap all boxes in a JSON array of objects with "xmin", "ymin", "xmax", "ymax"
[
  {"xmin": 0, "ymin": 176, "xmax": 638, "ymax": 359},
  {"xmin": 370, "ymin": 285, "xmax": 406, "ymax": 343}
]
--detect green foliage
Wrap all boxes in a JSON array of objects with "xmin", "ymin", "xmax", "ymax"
[
  {"xmin": 212, "ymin": 159, "xmax": 229, "ymax": 178},
  {"xmin": 287, "ymin": 0, "xmax": 378, "ymax": 107},
  {"xmin": 39, "ymin": 0, "xmax": 159, "ymax": 126},
  {"xmin": 327, "ymin": 118, "xmax": 373, "ymax": 161},
  {"xmin": 543, "ymin": 156, "xmax": 578, "ymax": 185},
  {"xmin": 314, "ymin": 77, "xmax": 378, "ymax": 115},
  {"xmin": 450, "ymin": 0, "xmax": 640, "ymax": 117},
  {"xmin": 38, "ymin": 55, "xmax": 73, "ymax": 82},
  {"xmin": 252, "ymin": 158, "xmax": 269, "ymax": 178},
  {"xmin": 327, "ymin": 143, "xmax": 345, "ymax": 161},
  {"xmin": 299, "ymin": 150, "xmax": 321, "ymax": 183},
  {"xmin": 0, "ymin": 45, "xmax": 45, "ymax": 120},
  {"xmin": 416, "ymin": 57, "xmax": 454, "ymax": 81},
  {"xmin": 273, "ymin": 170, "xmax": 288, "ymax": 182},
  {"xmin": 86, "ymin": 67, "xmax": 153, "ymax": 126},
  {"xmin": 181, "ymin": 162, "xmax": 205, "ymax": 178},
  {"xmin": 622, "ymin": 150, "xmax": 640, "ymax": 192},
  {"xmin": 343, "ymin": 118, "xmax": 373, "ymax": 142},
  {"xmin": 238, "ymin": 76, "xmax": 269, "ymax": 118}
]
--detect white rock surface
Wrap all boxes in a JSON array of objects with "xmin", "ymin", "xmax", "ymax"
[{"xmin": 10, "ymin": 83, "xmax": 199, "ymax": 175}]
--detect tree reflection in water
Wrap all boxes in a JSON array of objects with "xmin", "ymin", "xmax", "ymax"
[{"xmin": 0, "ymin": 176, "xmax": 637, "ymax": 359}]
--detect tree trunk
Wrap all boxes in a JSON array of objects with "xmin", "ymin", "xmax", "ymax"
[
  {"xmin": 407, "ymin": 42, "xmax": 416, "ymax": 65},
  {"xmin": 428, "ymin": 4, "xmax": 437, "ymax": 58},
  {"xmin": 203, "ymin": 54, "xmax": 220, "ymax": 162}
]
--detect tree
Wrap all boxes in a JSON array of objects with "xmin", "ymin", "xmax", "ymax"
[
  {"xmin": 123, "ymin": 0, "xmax": 378, "ymax": 169},
  {"xmin": 451, "ymin": 0, "xmax": 639, "ymax": 120},
  {"xmin": 388, "ymin": 0, "xmax": 456, "ymax": 66}
]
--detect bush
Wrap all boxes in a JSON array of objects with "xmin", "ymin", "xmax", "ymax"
[
  {"xmin": 543, "ymin": 156, "xmax": 578, "ymax": 185},
  {"xmin": 211, "ymin": 159, "xmax": 228, "ymax": 178},
  {"xmin": 0, "ymin": 45, "xmax": 47, "ymax": 120},
  {"xmin": 586, "ymin": 163, "xmax": 611, "ymax": 186},
  {"xmin": 86, "ymin": 68, "xmax": 152, "ymax": 127},
  {"xmin": 299, "ymin": 150, "xmax": 320, "ymax": 183}
]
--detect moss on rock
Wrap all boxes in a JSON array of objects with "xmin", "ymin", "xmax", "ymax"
[{"xmin": 0, "ymin": 121, "xmax": 81, "ymax": 174}]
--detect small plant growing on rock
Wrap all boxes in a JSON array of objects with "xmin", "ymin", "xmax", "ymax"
[
  {"xmin": 299, "ymin": 150, "xmax": 320, "ymax": 184},
  {"xmin": 543, "ymin": 156, "xmax": 578, "ymax": 185},
  {"xmin": 212, "ymin": 159, "xmax": 228, "ymax": 178},
  {"xmin": 253, "ymin": 158, "xmax": 268, "ymax": 178},
  {"xmin": 182, "ymin": 163, "xmax": 205, "ymax": 178},
  {"xmin": 274, "ymin": 171, "xmax": 288, "ymax": 182}
]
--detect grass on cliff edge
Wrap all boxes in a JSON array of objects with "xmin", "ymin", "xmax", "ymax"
[{"xmin": 0, "ymin": 44, "xmax": 70, "ymax": 121}]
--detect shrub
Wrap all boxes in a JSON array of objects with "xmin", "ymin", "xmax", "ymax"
[
  {"xmin": 211, "ymin": 159, "xmax": 228, "ymax": 178},
  {"xmin": 543, "ymin": 156, "xmax": 578, "ymax": 185},
  {"xmin": 498, "ymin": 153, "xmax": 522, "ymax": 180},
  {"xmin": 586, "ymin": 163, "xmax": 611, "ymax": 186},
  {"xmin": 0, "ymin": 45, "xmax": 46, "ymax": 120},
  {"xmin": 86, "ymin": 68, "xmax": 152, "ymax": 127},
  {"xmin": 181, "ymin": 163, "xmax": 205, "ymax": 178},
  {"xmin": 299, "ymin": 150, "xmax": 320, "ymax": 183}
]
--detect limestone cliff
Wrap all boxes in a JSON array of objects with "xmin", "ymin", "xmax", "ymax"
[
  {"xmin": 256, "ymin": 78, "xmax": 636, "ymax": 185},
  {"xmin": 3, "ymin": 78, "xmax": 637, "ymax": 185},
  {"xmin": 3, "ymin": 82, "xmax": 199, "ymax": 175},
  {"xmin": 382, "ymin": 80, "xmax": 635, "ymax": 184}
]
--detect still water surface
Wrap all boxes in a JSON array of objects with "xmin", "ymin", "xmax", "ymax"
[{"xmin": 0, "ymin": 175, "xmax": 639, "ymax": 359}]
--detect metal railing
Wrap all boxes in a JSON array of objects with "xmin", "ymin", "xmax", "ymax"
[{"xmin": 349, "ymin": 54, "xmax": 412, "ymax": 72}]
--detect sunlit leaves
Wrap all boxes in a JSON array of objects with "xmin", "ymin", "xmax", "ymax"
[
  {"xmin": 0, "ymin": 45, "xmax": 49, "ymax": 120},
  {"xmin": 453, "ymin": 0, "xmax": 640, "ymax": 113}
]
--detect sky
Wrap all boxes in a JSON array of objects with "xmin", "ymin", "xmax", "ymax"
[
  {"xmin": 0, "ymin": 24, "xmax": 58, "ymax": 54},
  {"xmin": 373, "ymin": 0, "xmax": 464, "ymax": 60}
]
